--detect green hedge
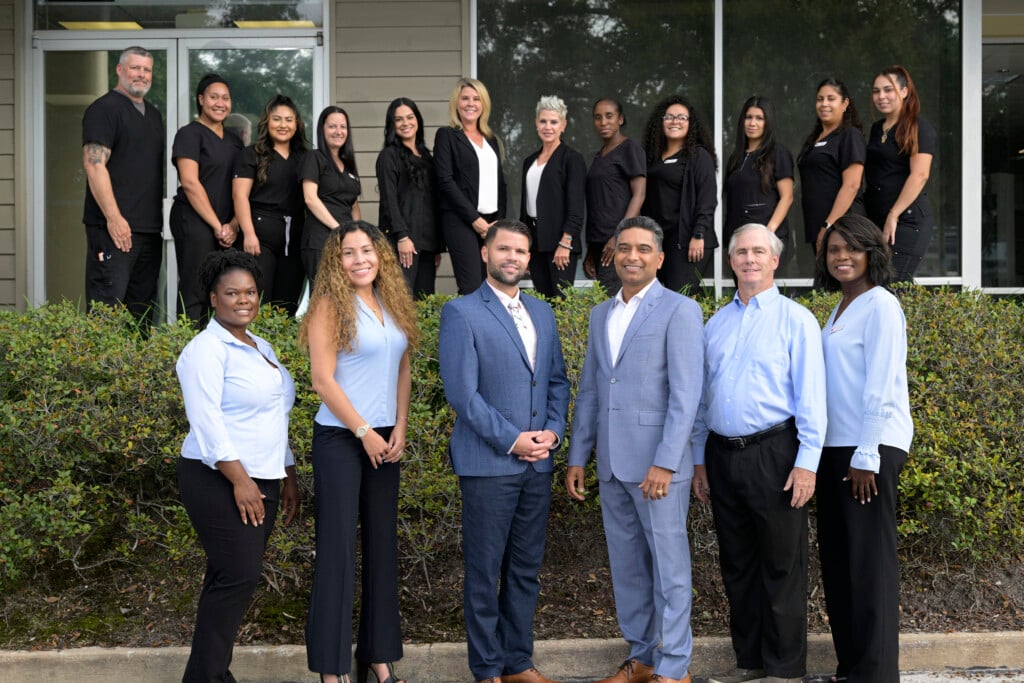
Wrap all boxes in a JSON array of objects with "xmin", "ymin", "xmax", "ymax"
[{"xmin": 0, "ymin": 285, "xmax": 1021, "ymax": 593}]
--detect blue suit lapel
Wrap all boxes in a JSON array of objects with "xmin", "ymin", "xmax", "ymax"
[
  {"xmin": 592, "ymin": 300, "xmax": 614, "ymax": 370},
  {"xmin": 480, "ymin": 285, "xmax": 532, "ymax": 371},
  {"xmin": 615, "ymin": 281, "xmax": 664, "ymax": 365}
]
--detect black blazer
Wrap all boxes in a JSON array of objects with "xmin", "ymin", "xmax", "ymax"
[
  {"xmin": 519, "ymin": 143, "xmax": 586, "ymax": 253},
  {"xmin": 433, "ymin": 126, "xmax": 507, "ymax": 225},
  {"xmin": 375, "ymin": 145, "xmax": 442, "ymax": 252}
]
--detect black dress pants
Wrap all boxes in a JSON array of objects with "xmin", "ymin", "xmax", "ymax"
[
  {"xmin": 170, "ymin": 201, "xmax": 221, "ymax": 326},
  {"xmin": 84, "ymin": 224, "xmax": 162, "ymax": 325},
  {"xmin": 658, "ymin": 237, "xmax": 713, "ymax": 295},
  {"xmin": 178, "ymin": 457, "xmax": 280, "ymax": 683},
  {"xmin": 529, "ymin": 250, "xmax": 577, "ymax": 299},
  {"xmin": 306, "ymin": 424, "xmax": 402, "ymax": 676},
  {"xmin": 706, "ymin": 424, "xmax": 808, "ymax": 679},
  {"xmin": 389, "ymin": 236, "xmax": 438, "ymax": 298},
  {"xmin": 443, "ymin": 211, "xmax": 493, "ymax": 295},
  {"xmin": 251, "ymin": 210, "xmax": 305, "ymax": 315},
  {"xmin": 817, "ymin": 445, "xmax": 907, "ymax": 683}
]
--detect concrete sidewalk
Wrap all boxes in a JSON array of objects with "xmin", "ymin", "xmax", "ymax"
[{"xmin": 1, "ymin": 632, "xmax": 1022, "ymax": 683}]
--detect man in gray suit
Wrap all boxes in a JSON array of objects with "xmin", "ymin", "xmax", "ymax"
[
  {"xmin": 566, "ymin": 216, "xmax": 704, "ymax": 683},
  {"xmin": 440, "ymin": 219, "xmax": 570, "ymax": 683}
]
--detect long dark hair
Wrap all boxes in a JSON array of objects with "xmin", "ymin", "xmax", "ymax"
[
  {"xmin": 253, "ymin": 94, "xmax": 308, "ymax": 185},
  {"xmin": 876, "ymin": 64, "xmax": 922, "ymax": 156},
  {"xmin": 315, "ymin": 105, "xmax": 359, "ymax": 177},
  {"xmin": 813, "ymin": 214, "xmax": 894, "ymax": 290},
  {"xmin": 800, "ymin": 78, "xmax": 863, "ymax": 160},
  {"xmin": 726, "ymin": 95, "xmax": 780, "ymax": 195},
  {"xmin": 382, "ymin": 97, "xmax": 432, "ymax": 190},
  {"xmin": 641, "ymin": 95, "xmax": 718, "ymax": 169}
]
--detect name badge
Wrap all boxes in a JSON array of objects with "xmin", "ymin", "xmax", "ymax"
[
  {"xmin": 663, "ymin": 158, "xmax": 678, "ymax": 164},
  {"xmin": 814, "ymin": 140, "xmax": 828, "ymax": 147},
  {"xmin": 829, "ymin": 323, "xmax": 845, "ymax": 334}
]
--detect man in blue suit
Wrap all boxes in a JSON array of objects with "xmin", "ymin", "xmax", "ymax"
[
  {"xmin": 566, "ymin": 216, "xmax": 704, "ymax": 683},
  {"xmin": 439, "ymin": 219, "xmax": 570, "ymax": 683}
]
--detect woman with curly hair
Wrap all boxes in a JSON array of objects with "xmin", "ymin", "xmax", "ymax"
[
  {"xmin": 301, "ymin": 221, "xmax": 418, "ymax": 683},
  {"xmin": 723, "ymin": 95, "xmax": 795, "ymax": 270},
  {"xmin": 641, "ymin": 94, "xmax": 718, "ymax": 293},
  {"xmin": 300, "ymin": 106, "xmax": 362, "ymax": 282},
  {"xmin": 864, "ymin": 65, "xmax": 936, "ymax": 281},
  {"xmin": 376, "ymin": 97, "xmax": 441, "ymax": 297},
  {"xmin": 798, "ymin": 78, "xmax": 865, "ymax": 256},
  {"xmin": 232, "ymin": 94, "xmax": 308, "ymax": 314}
]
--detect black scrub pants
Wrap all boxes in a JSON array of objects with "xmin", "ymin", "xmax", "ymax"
[
  {"xmin": 870, "ymin": 202, "xmax": 932, "ymax": 282},
  {"xmin": 658, "ymin": 237, "xmax": 714, "ymax": 295},
  {"xmin": 84, "ymin": 223, "xmax": 162, "ymax": 325},
  {"xmin": 306, "ymin": 424, "xmax": 403, "ymax": 677},
  {"xmin": 443, "ymin": 211, "xmax": 494, "ymax": 295},
  {"xmin": 586, "ymin": 240, "xmax": 621, "ymax": 297},
  {"xmin": 178, "ymin": 457, "xmax": 280, "ymax": 683},
  {"xmin": 170, "ymin": 201, "xmax": 221, "ymax": 326},
  {"xmin": 817, "ymin": 445, "xmax": 907, "ymax": 683},
  {"xmin": 529, "ymin": 250, "xmax": 577, "ymax": 299},
  {"xmin": 251, "ymin": 209, "xmax": 305, "ymax": 315},
  {"xmin": 705, "ymin": 423, "xmax": 808, "ymax": 680}
]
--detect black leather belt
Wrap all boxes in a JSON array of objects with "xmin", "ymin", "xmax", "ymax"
[{"xmin": 710, "ymin": 417, "xmax": 795, "ymax": 450}]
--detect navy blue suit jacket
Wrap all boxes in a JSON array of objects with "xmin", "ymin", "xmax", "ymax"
[{"xmin": 439, "ymin": 283, "xmax": 570, "ymax": 477}]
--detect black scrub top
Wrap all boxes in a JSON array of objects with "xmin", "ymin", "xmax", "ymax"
[
  {"xmin": 864, "ymin": 117, "xmax": 936, "ymax": 224},
  {"xmin": 643, "ymin": 145, "xmax": 718, "ymax": 250},
  {"xmin": 585, "ymin": 138, "xmax": 646, "ymax": 245},
  {"xmin": 233, "ymin": 146, "xmax": 305, "ymax": 217},
  {"xmin": 797, "ymin": 126, "xmax": 865, "ymax": 243},
  {"xmin": 724, "ymin": 144, "xmax": 794, "ymax": 243},
  {"xmin": 172, "ymin": 120, "xmax": 243, "ymax": 223},
  {"xmin": 299, "ymin": 149, "xmax": 362, "ymax": 250}
]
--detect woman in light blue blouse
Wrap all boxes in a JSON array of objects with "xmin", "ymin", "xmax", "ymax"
[
  {"xmin": 814, "ymin": 214, "xmax": 913, "ymax": 683},
  {"xmin": 176, "ymin": 250, "xmax": 298, "ymax": 683},
  {"xmin": 300, "ymin": 221, "xmax": 419, "ymax": 683}
]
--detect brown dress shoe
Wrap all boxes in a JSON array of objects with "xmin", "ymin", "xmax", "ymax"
[
  {"xmin": 650, "ymin": 674, "xmax": 692, "ymax": 683},
  {"xmin": 596, "ymin": 659, "xmax": 654, "ymax": 683},
  {"xmin": 501, "ymin": 667, "xmax": 562, "ymax": 683},
  {"xmin": 477, "ymin": 678, "xmax": 500, "ymax": 683}
]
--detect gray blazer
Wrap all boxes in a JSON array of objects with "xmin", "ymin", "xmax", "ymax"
[{"xmin": 567, "ymin": 280, "xmax": 704, "ymax": 483}]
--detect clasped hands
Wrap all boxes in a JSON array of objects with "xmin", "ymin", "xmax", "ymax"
[{"xmin": 512, "ymin": 430, "xmax": 558, "ymax": 462}]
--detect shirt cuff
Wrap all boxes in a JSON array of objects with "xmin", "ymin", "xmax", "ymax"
[{"xmin": 850, "ymin": 448, "xmax": 881, "ymax": 473}]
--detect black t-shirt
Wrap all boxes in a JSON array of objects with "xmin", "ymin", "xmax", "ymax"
[
  {"xmin": 299, "ymin": 149, "xmax": 362, "ymax": 249},
  {"xmin": 642, "ymin": 145, "xmax": 717, "ymax": 249},
  {"xmin": 376, "ymin": 145, "xmax": 440, "ymax": 252},
  {"xmin": 585, "ymin": 138, "xmax": 646, "ymax": 244},
  {"xmin": 172, "ymin": 120, "xmax": 243, "ymax": 223},
  {"xmin": 724, "ymin": 144, "xmax": 794, "ymax": 242},
  {"xmin": 82, "ymin": 90, "xmax": 165, "ymax": 233},
  {"xmin": 233, "ymin": 146, "xmax": 304, "ymax": 217},
  {"xmin": 644, "ymin": 150, "xmax": 687, "ymax": 233},
  {"xmin": 864, "ymin": 117, "xmax": 937, "ymax": 223},
  {"xmin": 797, "ymin": 126, "xmax": 865, "ymax": 243}
]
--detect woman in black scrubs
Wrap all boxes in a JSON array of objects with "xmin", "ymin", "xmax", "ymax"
[
  {"xmin": 170, "ymin": 73, "xmax": 243, "ymax": 325},
  {"xmin": 797, "ymin": 78, "xmax": 865, "ymax": 256},
  {"xmin": 520, "ymin": 95, "xmax": 586, "ymax": 298},
  {"xmin": 641, "ymin": 95, "xmax": 718, "ymax": 294},
  {"xmin": 433, "ymin": 77, "xmax": 506, "ymax": 295},
  {"xmin": 865, "ymin": 65, "xmax": 936, "ymax": 281},
  {"xmin": 585, "ymin": 98, "xmax": 646, "ymax": 295},
  {"xmin": 301, "ymin": 106, "xmax": 362, "ymax": 283},
  {"xmin": 232, "ymin": 94, "xmax": 308, "ymax": 314},
  {"xmin": 723, "ymin": 95, "xmax": 795, "ymax": 270},
  {"xmin": 376, "ymin": 97, "xmax": 441, "ymax": 298}
]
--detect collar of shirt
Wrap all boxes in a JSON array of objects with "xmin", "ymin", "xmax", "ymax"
[
  {"xmin": 731, "ymin": 283, "xmax": 781, "ymax": 311},
  {"xmin": 612, "ymin": 277, "xmax": 657, "ymax": 310},
  {"xmin": 206, "ymin": 317, "xmax": 267, "ymax": 352},
  {"xmin": 486, "ymin": 280, "xmax": 521, "ymax": 308}
]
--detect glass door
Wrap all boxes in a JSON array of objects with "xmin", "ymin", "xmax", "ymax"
[{"xmin": 33, "ymin": 36, "xmax": 323, "ymax": 320}]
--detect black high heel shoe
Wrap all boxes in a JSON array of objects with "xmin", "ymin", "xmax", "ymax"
[{"xmin": 356, "ymin": 661, "xmax": 406, "ymax": 683}]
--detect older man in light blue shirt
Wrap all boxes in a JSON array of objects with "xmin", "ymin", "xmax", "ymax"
[{"xmin": 691, "ymin": 223, "xmax": 826, "ymax": 683}]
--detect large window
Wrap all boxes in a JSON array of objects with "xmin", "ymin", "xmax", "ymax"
[{"xmin": 478, "ymin": 0, "xmax": 963, "ymax": 284}]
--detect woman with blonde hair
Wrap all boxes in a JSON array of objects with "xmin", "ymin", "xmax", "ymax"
[
  {"xmin": 302, "ymin": 221, "xmax": 418, "ymax": 683},
  {"xmin": 433, "ymin": 77, "xmax": 507, "ymax": 294}
]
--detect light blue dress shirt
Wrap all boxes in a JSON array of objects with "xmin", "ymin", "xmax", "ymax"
[
  {"xmin": 691, "ymin": 285, "xmax": 827, "ymax": 472},
  {"xmin": 176, "ymin": 318, "xmax": 295, "ymax": 479},
  {"xmin": 822, "ymin": 286, "xmax": 913, "ymax": 472},
  {"xmin": 314, "ymin": 292, "xmax": 408, "ymax": 429}
]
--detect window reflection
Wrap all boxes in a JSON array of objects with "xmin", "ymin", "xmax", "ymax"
[{"xmin": 35, "ymin": 1, "xmax": 323, "ymax": 30}]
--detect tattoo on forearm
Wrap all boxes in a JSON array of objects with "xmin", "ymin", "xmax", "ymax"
[{"xmin": 85, "ymin": 143, "xmax": 111, "ymax": 165}]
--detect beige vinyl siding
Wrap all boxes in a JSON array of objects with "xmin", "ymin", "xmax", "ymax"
[
  {"xmin": 335, "ymin": 0, "xmax": 467, "ymax": 292},
  {"xmin": 0, "ymin": 0, "xmax": 14, "ymax": 308}
]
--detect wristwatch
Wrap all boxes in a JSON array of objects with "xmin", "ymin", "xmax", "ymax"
[
  {"xmin": 355, "ymin": 423, "xmax": 371, "ymax": 438},
  {"xmin": 693, "ymin": 231, "xmax": 704, "ymax": 240}
]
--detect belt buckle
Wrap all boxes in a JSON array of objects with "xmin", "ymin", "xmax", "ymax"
[{"xmin": 727, "ymin": 436, "xmax": 747, "ymax": 449}]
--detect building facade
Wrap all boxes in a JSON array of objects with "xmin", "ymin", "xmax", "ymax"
[{"xmin": 2, "ymin": 0, "xmax": 1023, "ymax": 314}]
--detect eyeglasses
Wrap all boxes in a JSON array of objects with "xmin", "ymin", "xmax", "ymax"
[{"xmin": 663, "ymin": 114, "xmax": 690, "ymax": 123}]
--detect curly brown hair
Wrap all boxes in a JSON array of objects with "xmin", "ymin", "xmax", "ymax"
[{"xmin": 299, "ymin": 221, "xmax": 419, "ymax": 353}]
